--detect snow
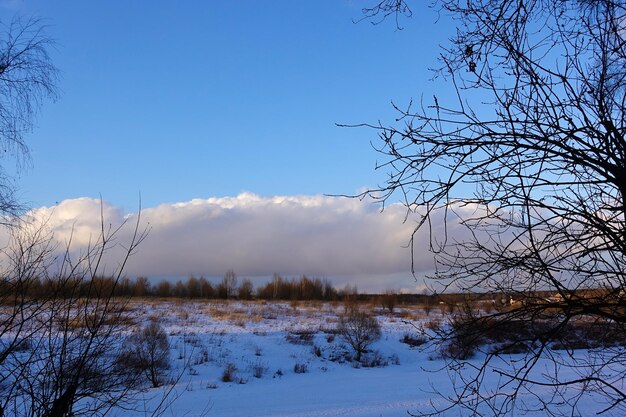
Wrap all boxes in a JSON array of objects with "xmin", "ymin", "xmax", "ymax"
[{"xmin": 103, "ymin": 300, "xmax": 624, "ymax": 416}]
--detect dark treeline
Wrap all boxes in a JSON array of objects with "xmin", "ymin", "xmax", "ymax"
[
  {"xmin": 0, "ymin": 271, "xmax": 345, "ymax": 301},
  {"xmin": 255, "ymin": 273, "xmax": 338, "ymax": 300},
  {"xmin": 2, "ymin": 272, "xmax": 575, "ymax": 306}
]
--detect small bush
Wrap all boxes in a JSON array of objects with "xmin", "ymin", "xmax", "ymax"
[
  {"xmin": 193, "ymin": 348, "xmax": 209, "ymax": 365},
  {"xmin": 328, "ymin": 347, "xmax": 350, "ymax": 363},
  {"xmin": 312, "ymin": 344, "xmax": 322, "ymax": 357},
  {"xmin": 440, "ymin": 339, "xmax": 477, "ymax": 360},
  {"xmin": 117, "ymin": 321, "xmax": 171, "ymax": 388},
  {"xmin": 294, "ymin": 362, "xmax": 308, "ymax": 374},
  {"xmin": 400, "ymin": 333, "xmax": 427, "ymax": 348},
  {"xmin": 360, "ymin": 350, "xmax": 388, "ymax": 368},
  {"xmin": 251, "ymin": 360, "xmax": 267, "ymax": 379},
  {"xmin": 286, "ymin": 329, "xmax": 315, "ymax": 345},
  {"xmin": 424, "ymin": 318, "xmax": 441, "ymax": 332},
  {"xmin": 221, "ymin": 363, "xmax": 237, "ymax": 382},
  {"xmin": 439, "ymin": 314, "xmax": 490, "ymax": 359}
]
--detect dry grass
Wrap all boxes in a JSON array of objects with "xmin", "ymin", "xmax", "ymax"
[
  {"xmin": 65, "ymin": 309, "xmax": 137, "ymax": 330},
  {"xmin": 200, "ymin": 303, "xmax": 266, "ymax": 326}
]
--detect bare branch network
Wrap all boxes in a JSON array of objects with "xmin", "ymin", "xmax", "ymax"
[{"xmin": 358, "ymin": 1, "xmax": 626, "ymax": 415}]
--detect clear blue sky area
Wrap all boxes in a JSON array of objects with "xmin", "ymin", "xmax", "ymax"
[{"xmin": 1, "ymin": 1, "xmax": 454, "ymax": 211}]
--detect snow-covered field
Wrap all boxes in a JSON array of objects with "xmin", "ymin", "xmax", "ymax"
[
  {"xmin": 128, "ymin": 300, "xmax": 435, "ymax": 417},
  {"xmin": 117, "ymin": 300, "xmax": 617, "ymax": 417}
]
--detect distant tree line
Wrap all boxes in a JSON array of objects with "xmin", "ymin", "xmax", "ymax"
[
  {"xmin": 4, "ymin": 271, "xmax": 568, "ymax": 306},
  {"xmin": 0, "ymin": 270, "xmax": 348, "ymax": 301}
]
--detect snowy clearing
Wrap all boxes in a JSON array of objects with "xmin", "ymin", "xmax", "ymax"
[{"xmin": 98, "ymin": 300, "xmax": 616, "ymax": 417}]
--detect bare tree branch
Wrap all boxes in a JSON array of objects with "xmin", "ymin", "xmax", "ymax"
[{"xmin": 358, "ymin": 1, "xmax": 626, "ymax": 415}]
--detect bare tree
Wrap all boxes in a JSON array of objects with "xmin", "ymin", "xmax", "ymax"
[
  {"xmin": 357, "ymin": 1, "xmax": 626, "ymax": 415},
  {"xmin": 337, "ymin": 305, "xmax": 381, "ymax": 362},
  {"xmin": 379, "ymin": 289, "xmax": 398, "ymax": 313},
  {"xmin": 0, "ymin": 15, "xmax": 59, "ymax": 417},
  {"xmin": 238, "ymin": 278, "xmax": 253, "ymax": 300},
  {"xmin": 0, "ymin": 207, "xmax": 159, "ymax": 417},
  {"xmin": 0, "ymin": 13, "xmax": 181, "ymax": 417},
  {"xmin": 0, "ymin": 220, "xmax": 57, "ymax": 417},
  {"xmin": 219, "ymin": 269, "xmax": 238, "ymax": 299},
  {"xmin": 0, "ymin": 17, "xmax": 57, "ymax": 220}
]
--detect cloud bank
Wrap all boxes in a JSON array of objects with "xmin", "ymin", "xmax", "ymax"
[{"xmin": 15, "ymin": 193, "xmax": 467, "ymax": 291}]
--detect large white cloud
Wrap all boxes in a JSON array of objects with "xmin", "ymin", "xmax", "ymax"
[{"xmin": 9, "ymin": 193, "xmax": 478, "ymax": 291}]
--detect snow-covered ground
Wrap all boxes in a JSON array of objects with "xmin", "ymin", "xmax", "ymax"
[
  {"xmin": 122, "ymin": 300, "xmax": 441, "ymax": 417},
  {"xmin": 116, "ymin": 300, "xmax": 620, "ymax": 417}
]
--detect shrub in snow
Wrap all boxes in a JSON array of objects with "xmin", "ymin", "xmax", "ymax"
[
  {"xmin": 293, "ymin": 362, "xmax": 308, "ymax": 374},
  {"xmin": 359, "ymin": 350, "xmax": 388, "ymax": 368},
  {"xmin": 424, "ymin": 318, "xmax": 441, "ymax": 332},
  {"xmin": 251, "ymin": 360, "xmax": 268, "ymax": 379},
  {"xmin": 441, "ymin": 311, "xmax": 626, "ymax": 360},
  {"xmin": 336, "ymin": 305, "xmax": 381, "ymax": 362},
  {"xmin": 222, "ymin": 363, "xmax": 237, "ymax": 382},
  {"xmin": 118, "ymin": 321, "xmax": 171, "ymax": 388},
  {"xmin": 193, "ymin": 347, "xmax": 210, "ymax": 365},
  {"xmin": 312, "ymin": 344, "xmax": 322, "ymax": 357},
  {"xmin": 328, "ymin": 346, "xmax": 350, "ymax": 363},
  {"xmin": 400, "ymin": 333, "xmax": 427, "ymax": 348},
  {"xmin": 285, "ymin": 329, "xmax": 315, "ymax": 345}
]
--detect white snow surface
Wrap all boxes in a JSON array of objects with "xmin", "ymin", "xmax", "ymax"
[{"xmin": 110, "ymin": 300, "xmax": 617, "ymax": 417}]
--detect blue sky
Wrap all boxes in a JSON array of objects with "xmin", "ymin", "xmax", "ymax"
[
  {"xmin": 0, "ymin": 1, "xmax": 458, "ymax": 290},
  {"xmin": 2, "ymin": 0, "xmax": 452, "ymax": 210}
]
